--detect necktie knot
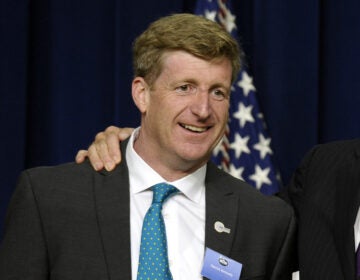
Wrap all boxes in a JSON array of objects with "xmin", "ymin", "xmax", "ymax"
[{"xmin": 152, "ymin": 183, "xmax": 178, "ymax": 204}]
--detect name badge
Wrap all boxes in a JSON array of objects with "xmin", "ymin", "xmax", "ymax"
[{"xmin": 201, "ymin": 247, "xmax": 242, "ymax": 280}]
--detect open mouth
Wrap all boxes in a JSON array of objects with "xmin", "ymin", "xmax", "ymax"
[{"xmin": 180, "ymin": 124, "xmax": 209, "ymax": 133}]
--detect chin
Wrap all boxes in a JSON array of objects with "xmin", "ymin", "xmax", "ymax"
[{"xmin": 178, "ymin": 147, "xmax": 211, "ymax": 163}]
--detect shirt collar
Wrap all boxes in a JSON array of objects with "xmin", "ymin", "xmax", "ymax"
[{"xmin": 126, "ymin": 127, "xmax": 206, "ymax": 204}]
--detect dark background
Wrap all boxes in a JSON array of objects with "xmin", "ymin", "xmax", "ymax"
[{"xmin": 1, "ymin": 0, "xmax": 360, "ymax": 237}]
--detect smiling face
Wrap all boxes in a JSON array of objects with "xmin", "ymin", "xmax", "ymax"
[{"xmin": 132, "ymin": 50, "xmax": 232, "ymax": 180}]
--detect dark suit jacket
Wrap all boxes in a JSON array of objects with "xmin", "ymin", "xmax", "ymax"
[
  {"xmin": 0, "ymin": 141, "xmax": 296, "ymax": 279},
  {"xmin": 286, "ymin": 138, "xmax": 360, "ymax": 280}
]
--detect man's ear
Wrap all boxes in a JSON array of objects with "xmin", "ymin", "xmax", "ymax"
[{"xmin": 132, "ymin": 77, "xmax": 149, "ymax": 113}]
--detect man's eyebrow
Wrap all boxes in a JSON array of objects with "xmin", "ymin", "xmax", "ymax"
[{"xmin": 210, "ymin": 82, "xmax": 231, "ymax": 91}]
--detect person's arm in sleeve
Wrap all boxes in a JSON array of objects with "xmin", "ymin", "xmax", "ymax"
[
  {"xmin": 270, "ymin": 208, "xmax": 297, "ymax": 280},
  {"xmin": 0, "ymin": 171, "xmax": 49, "ymax": 279}
]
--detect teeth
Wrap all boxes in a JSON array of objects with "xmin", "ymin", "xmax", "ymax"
[{"xmin": 183, "ymin": 124, "xmax": 207, "ymax": 132}]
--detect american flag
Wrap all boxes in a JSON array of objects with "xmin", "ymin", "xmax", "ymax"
[{"xmin": 195, "ymin": 0, "xmax": 281, "ymax": 195}]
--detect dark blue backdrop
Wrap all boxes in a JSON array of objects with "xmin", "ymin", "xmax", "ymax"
[{"xmin": 1, "ymin": 0, "xmax": 360, "ymax": 237}]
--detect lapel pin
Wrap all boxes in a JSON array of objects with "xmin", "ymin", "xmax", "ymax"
[{"xmin": 214, "ymin": 221, "xmax": 231, "ymax": 234}]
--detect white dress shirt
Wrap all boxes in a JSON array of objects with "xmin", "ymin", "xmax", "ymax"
[
  {"xmin": 354, "ymin": 206, "xmax": 360, "ymax": 252},
  {"xmin": 127, "ymin": 128, "xmax": 206, "ymax": 280}
]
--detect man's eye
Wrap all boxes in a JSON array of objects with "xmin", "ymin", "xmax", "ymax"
[
  {"xmin": 180, "ymin": 85, "xmax": 189, "ymax": 91},
  {"xmin": 211, "ymin": 89, "xmax": 227, "ymax": 100},
  {"xmin": 175, "ymin": 84, "xmax": 195, "ymax": 94}
]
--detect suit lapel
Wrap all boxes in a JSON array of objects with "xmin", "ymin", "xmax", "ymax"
[
  {"xmin": 204, "ymin": 163, "xmax": 239, "ymax": 256},
  {"xmin": 94, "ymin": 141, "xmax": 132, "ymax": 279},
  {"xmin": 334, "ymin": 143, "xmax": 360, "ymax": 280},
  {"xmin": 93, "ymin": 143, "xmax": 243, "ymax": 278}
]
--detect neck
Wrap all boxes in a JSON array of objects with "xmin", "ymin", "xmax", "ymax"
[{"xmin": 133, "ymin": 134, "xmax": 208, "ymax": 182}]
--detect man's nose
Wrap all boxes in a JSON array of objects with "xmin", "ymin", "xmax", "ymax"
[{"xmin": 190, "ymin": 90, "xmax": 211, "ymax": 119}]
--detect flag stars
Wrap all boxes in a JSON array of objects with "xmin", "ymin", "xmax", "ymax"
[
  {"xmin": 249, "ymin": 165, "xmax": 272, "ymax": 189},
  {"xmin": 218, "ymin": 6, "xmax": 237, "ymax": 33},
  {"xmin": 228, "ymin": 164, "xmax": 245, "ymax": 180},
  {"xmin": 195, "ymin": 0, "xmax": 280, "ymax": 194},
  {"xmin": 233, "ymin": 102, "xmax": 255, "ymax": 127},
  {"xmin": 237, "ymin": 71, "xmax": 256, "ymax": 96},
  {"xmin": 230, "ymin": 133, "xmax": 250, "ymax": 158},
  {"xmin": 253, "ymin": 134, "xmax": 273, "ymax": 159},
  {"xmin": 204, "ymin": 9, "xmax": 217, "ymax": 21}
]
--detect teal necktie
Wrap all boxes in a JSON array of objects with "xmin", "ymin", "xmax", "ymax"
[{"xmin": 137, "ymin": 183, "xmax": 178, "ymax": 280}]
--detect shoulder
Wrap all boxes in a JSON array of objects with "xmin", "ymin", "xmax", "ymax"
[
  {"xmin": 286, "ymin": 138, "xmax": 360, "ymax": 204},
  {"xmin": 304, "ymin": 138, "xmax": 360, "ymax": 165},
  {"xmin": 293, "ymin": 138, "xmax": 360, "ymax": 178},
  {"xmin": 23, "ymin": 160, "xmax": 94, "ymax": 181},
  {"xmin": 17, "ymin": 160, "xmax": 100, "ymax": 196},
  {"xmin": 206, "ymin": 162, "xmax": 293, "ymax": 217}
]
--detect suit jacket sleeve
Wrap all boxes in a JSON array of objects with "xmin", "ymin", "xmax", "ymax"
[
  {"xmin": 0, "ymin": 170, "xmax": 49, "ymax": 279},
  {"xmin": 282, "ymin": 140, "xmax": 360, "ymax": 279},
  {"xmin": 270, "ymin": 209, "xmax": 297, "ymax": 280}
]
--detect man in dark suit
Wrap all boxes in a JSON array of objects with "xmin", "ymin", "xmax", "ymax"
[
  {"xmin": 75, "ymin": 128, "xmax": 360, "ymax": 280},
  {"xmin": 0, "ymin": 13, "xmax": 296, "ymax": 279},
  {"xmin": 284, "ymin": 138, "xmax": 360, "ymax": 279}
]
